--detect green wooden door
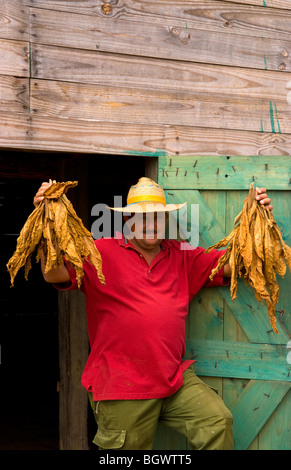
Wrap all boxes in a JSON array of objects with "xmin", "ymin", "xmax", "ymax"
[{"xmin": 154, "ymin": 155, "xmax": 291, "ymax": 450}]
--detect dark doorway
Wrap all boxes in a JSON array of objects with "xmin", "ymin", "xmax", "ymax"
[{"xmin": 0, "ymin": 151, "xmax": 147, "ymax": 449}]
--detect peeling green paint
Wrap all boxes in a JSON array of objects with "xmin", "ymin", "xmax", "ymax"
[
  {"xmin": 274, "ymin": 103, "xmax": 282, "ymax": 134},
  {"xmin": 262, "ymin": 0, "xmax": 267, "ymax": 6},
  {"xmin": 269, "ymin": 102, "xmax": 282, "ymax": 134},
  {"xmin": 269, "ymin": 101, "xmax": 276, "ymax": 133},
  {"xmin": 125, "ymin": 149, "xmax": 168, "ymax": 157},
  {"xmin": 260, "ymin": 120, "xmax": 264, "ymax": 132},
  {"xmin": 264, "ymin": 56, "xmax": 268, "ymax": 70}
]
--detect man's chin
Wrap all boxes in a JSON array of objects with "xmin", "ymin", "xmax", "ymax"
[{"xmin": 142, "ymin": 237, "xmax": 162, "ymax": 246}]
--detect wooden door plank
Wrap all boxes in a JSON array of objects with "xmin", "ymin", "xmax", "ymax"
[
  {"xmin": 186, "ymin": 190, "xmax": 226, "ymax": 340},
  {"xmin": 164, "ymin": 188, "xmax": 290, "ymax": 344},
  {"xmin": 159, "ymin": 155, "xmax": 291, "ymax": 190},
  {"xmin": 231, "ymin": 380, "xmax": 290, "ymax": 449},
  {"xmin": 29, "ymin": 6, "xmax": 291, "ymax": 72},
  {"xmin": 258, "ymin": 388, "xmax": 291, "ymax": 449},
  {"xmin": 186, "ymin": 339, "xmax": 291, "ymax": 381}
]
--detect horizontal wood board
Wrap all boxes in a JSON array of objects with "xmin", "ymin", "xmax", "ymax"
[
  {"xmin": 186, "ymin": 339, "xmax": 291, "ymax": 381},
  {"xmin": 22, "ymin": 0, "xmax": 291, "ymax": 15},
  {"xmin": 0, "ymin": 0, "xmax": 29, "ymax": 41},
  {"xmin": 0, "ymin": 76, "xmax": 29, "ymax": 114},
  {"xmin": 31, "ymin": 43, "xmax": 290, "ymax": 95},
  {"xmin": 0, "ymin": 1, "xmax": 290, "ymax": 156},
  {"xmin": 27, "ymin": 77, "xmax": 290, "ymax": 134},
  {"xmin": 0, "ymin": 38, "xmax": 29, "ymax": 77},
  {"xmin": 28, "ymin": 6, "xmax": 291, "ymax": 72},
  {"xmin": 1, "ymin": 112, "xmax": 291, "ymax": 157},
  {"xmin": 159, "ymin": 155, "xmax": 291, "ymax": 189}
]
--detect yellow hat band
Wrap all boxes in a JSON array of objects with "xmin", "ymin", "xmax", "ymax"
[{"xmin": 127, "ymin": 194, "xmax": 166, "ymax": 205}]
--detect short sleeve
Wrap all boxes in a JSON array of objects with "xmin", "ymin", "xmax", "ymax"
[
  {"xmin": 185, "ymin": 246, "xmax": 230, "ymax": 300},
  {"xmin": 53, "ymin": 257, "xmax": 79, "ymax": 291}
]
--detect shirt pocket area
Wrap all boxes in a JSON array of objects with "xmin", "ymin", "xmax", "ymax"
[{"xmin": 93, "ymin": 427, "xmax": 126, "ymax": 449}]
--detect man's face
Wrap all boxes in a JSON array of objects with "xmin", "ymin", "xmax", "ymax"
[{"xmin": 124, "ymin": 212, "xmax": 168, "ymax": 250}]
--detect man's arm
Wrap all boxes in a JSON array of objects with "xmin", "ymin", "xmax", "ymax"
[
  {"xmin": 39, "ymin": 249, "xmax": 71, "ymax": 284},
  {"xmin": 34, "ymin": 181, "xmax": 71, "ymax": 284},
  {"xmin": 223, "ymin": 187, "xmax": 272, "ymax": 278}
]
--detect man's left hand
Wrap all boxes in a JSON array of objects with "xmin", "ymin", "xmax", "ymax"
[{"xmin": 256, "ymin": 187, "xmax": 273, "ymax": 211}]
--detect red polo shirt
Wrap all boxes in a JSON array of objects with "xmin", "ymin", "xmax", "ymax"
[{"xmin": 55, "ymin": 235, "xmax": 227, "ymax": 401}]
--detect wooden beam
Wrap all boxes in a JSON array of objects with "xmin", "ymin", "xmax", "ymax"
[
  {"xmin": 58, "ymin": 290, "xmax": 89, "ymax": 450},
  {"xmin": 145, "ymin": 157, "xmax": 158, "ymax": 182},
  {"xmin": 186, "ymin": 339, "xmax": 291, "ymax": 381},
  {"xmin": 58, "ymin": 156, "xmax": 90, "ymax": 450}
]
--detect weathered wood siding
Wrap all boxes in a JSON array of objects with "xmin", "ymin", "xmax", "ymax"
[{"xmin": 0, "ymin": 0, "xmax": 291, "ymax": 156}]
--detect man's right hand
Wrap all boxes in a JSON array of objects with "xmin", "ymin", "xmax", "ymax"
[{"xmin": 33, "ymin": 180, "xmax": 56, "ymax": 207}]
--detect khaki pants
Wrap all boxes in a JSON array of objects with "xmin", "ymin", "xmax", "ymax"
[{"xmin": 89, "ymin": 366, "xmax": 233, "ymax": 450}]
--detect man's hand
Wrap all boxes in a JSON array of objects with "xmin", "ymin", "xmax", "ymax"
[
  {"xmin": 255, "ymin": 187, "xmax": 273, "ymax": 211},
  {"xmin": 33, "ymin": 180, "xmax": 56, "ymax": 207}
]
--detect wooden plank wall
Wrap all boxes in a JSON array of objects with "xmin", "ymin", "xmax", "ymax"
[{"xmin": 0, "ymin": 0, "xmax": 291, "ymax": 157}]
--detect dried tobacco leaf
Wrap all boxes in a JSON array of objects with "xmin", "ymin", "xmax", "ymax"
[
  {"xmin": 205, "ymin": 183, "xmax": 291, "ymax": 335},
  {"xmin": 7, "ymin": 181, "xmax": 105, "ymax": 288}
]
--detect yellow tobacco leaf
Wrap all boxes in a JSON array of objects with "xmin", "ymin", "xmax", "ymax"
[
  {"xmin": 7, "ymin": 203, "xmax": 44, "ymax": 286},
  {"xmin": 270, "ymin": 228, "xmax": 286, "ymax": 278},
  {"xmin": 253, "ymin": 209, "xmax": 264, "ymax": 261},
  {"xmin": 7, "ymin": 181, "xmax": 105, "ymax": 288},
  {"xmin": 205, "ymin": 226, "xmax": 238, "ymax": 253},
  {"xmin": 206, "ymin": 183, "xmax": 291, "ymax": 335},
  {"xmin": 229, "ymin": 229, "xmax": 241, "ymax": 300},
  {"xmin": 208, "ymin": 240, "xmax": 233, "ymax": 281},
  {"xmin": 282, "ymin": 244, "xmax": 291, "ymax": 271}
]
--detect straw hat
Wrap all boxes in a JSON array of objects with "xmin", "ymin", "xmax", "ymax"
[{"xmin": 110, "ymin": 177, "xmax": 187, "ymax": 213}]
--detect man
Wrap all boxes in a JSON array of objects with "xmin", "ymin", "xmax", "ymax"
[{"xmin": 34, "ymin": 177, "xmax": 272, "ymax": 450}]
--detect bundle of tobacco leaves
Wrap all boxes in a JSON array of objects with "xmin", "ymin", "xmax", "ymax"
[
  {"xmin": 205, "ymin": 183, "xmax": 291, "ymax": 334},
  {"xmin": 7, "ymin": 180, "xmax": 105, "ymax": 288}
]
